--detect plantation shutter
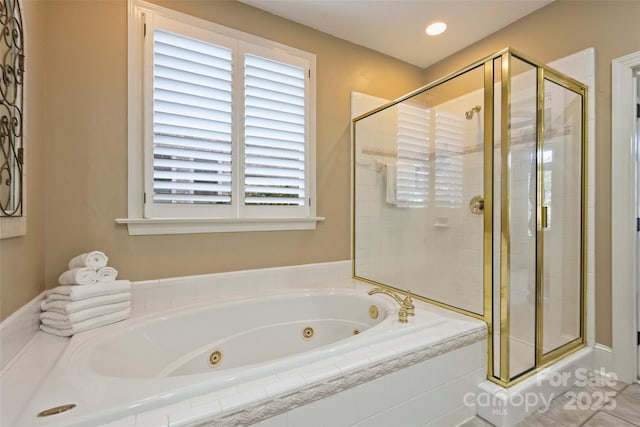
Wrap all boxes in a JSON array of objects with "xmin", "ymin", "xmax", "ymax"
[
  {"xmin": 434, "ymin": 110, "xmax": 464, "ymax": 208},
  {"xmin": 152, "ymin": 29, "xmax": 233, "ymax": 206},
  {"xmin": 396, "ymin": 103, "xmax": 430, "ymax": 208},
  {"xmin": 244, "ymin": 54, "xmax": 306, "ymax": 206}
]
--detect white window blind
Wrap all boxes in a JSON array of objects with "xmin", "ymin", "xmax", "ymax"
[
  {"xmin": 152, "ymin": 29, "xmax": 233, "ymax": 206},
  {"xmin": 396, "ymin": 103, "xmax": 430, "ymax": 208},
  {"xmin": 244, "ymin": 54, "xmax": 306, "ymax": 206}
]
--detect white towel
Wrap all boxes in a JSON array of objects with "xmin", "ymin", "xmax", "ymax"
[
  {"xmin": 58, "ymin": 267, "xmax": 97, "ymax": 285},
  {"xmin": 46, "ymin": 280, "xmax": 131, "ymax": 302},
  {"xmin": 385, "ymin": 163, "xmax": 397, "ymax": 205},
  {"xmin": 41, "ymin": 292, "xmax": 131, "ymax": 314},
  {"xmin": 39, "ymin": 308, "xmax": 131, "ymax": 337},
  {"xmin": 40, "ymin": 301, "xmax": 131, "ymax": 327},
  {"xmin": 96, "ymin": 266, "xmax": 118, "ymax": 282},
  {"xmin": 68, "ymin": 251, "xmax": 108, "ymax": 269}
]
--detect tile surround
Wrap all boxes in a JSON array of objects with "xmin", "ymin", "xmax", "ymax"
[
  {"xmin": 129, "ymin": 260, "xmax": 354, "ymax": 316},
  {"xmin": 251, "ymin": 342, "xmax": 486, "ymax": 427},
  {"xmin": 3, "ymin": 260, "xmax": 488, "ymax": 427}
]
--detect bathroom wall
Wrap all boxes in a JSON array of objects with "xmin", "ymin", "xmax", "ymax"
[
  {"xmin": 0, "ymin": 0, "xmax": 46, "ymax": 321},
  {"xmin": 3, "ymin": 0, "xmax": 637, "ymax": 348},
  {"xmin": 420, "ymin": 0, "xmax": 640, "ymax": 348},
  {"xmin": 6, "ymin": 0, "xmax": 424, "ymax": 312}
]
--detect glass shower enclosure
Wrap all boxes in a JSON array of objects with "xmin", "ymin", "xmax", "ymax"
[{"xmin": 352, "ymin": 48, "xmax": 587, "ymax": 386}]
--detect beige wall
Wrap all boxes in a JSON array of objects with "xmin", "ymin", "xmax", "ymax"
[
  {"xmin": 420, "ymin": 0, "xmax": 640, "ymax": 346},
  {"xmin": 34, "ymin": 1, "xmax": 424, "ymax": 295},
  {"xmin": 3, "ymin": 0, "xmax": 637, "ymax": 348},
  {"xmin": 0, "ymin": 0, "xmax": 46, "ymax": 321}
]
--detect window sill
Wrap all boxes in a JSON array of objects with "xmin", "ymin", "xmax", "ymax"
[
  {"xmin": 0, "ymin": 216, "xmax": 26, "ymax": 239},
  {"xmin": 115, "ymin": 216, "xmax": 326, "ymax": 235}
]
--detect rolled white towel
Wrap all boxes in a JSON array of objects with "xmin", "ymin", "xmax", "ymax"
[
  {"xmin": 41, "ymin": 292, "xmax": 131, "ymax": 314},
  {"xmin": 46, "ymin": 280, "xmax": 131, "ymax": 302},
  {"xmin": 39, "ymin": 308, "xmax": 131, "ymax": 337},
  {"xmin": 58, "ymin": 267, "xmax": 97, "ymax": 286},
  {"xmin": 96, "ymin": 266, "xmax": 118, "ymax": 282},
  {"xmin": 68, "ymin": 251, "xmax": 108, "ymax": 269},
  {"xmin": 40, "ymin": 301, "xmax": 131, "ymax": 327}
]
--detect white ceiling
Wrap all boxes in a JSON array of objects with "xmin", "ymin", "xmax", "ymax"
[{"xmin": 239, "ymin": 0, "xmax": 553, "ymax": 69}]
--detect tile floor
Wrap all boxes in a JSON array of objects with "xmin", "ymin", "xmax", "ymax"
[{"xmin": 462, "ymin": 380, "xmax": 640, "ymax": 427}]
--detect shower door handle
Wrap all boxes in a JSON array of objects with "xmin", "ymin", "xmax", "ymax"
[{"xmin": 541, "ymin": 205, "xmax": 549, "ymax": 229}]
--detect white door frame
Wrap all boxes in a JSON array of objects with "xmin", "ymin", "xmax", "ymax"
[{"xmin": 611, "ymin": 50, "xmax": 640, "ymax": 384}]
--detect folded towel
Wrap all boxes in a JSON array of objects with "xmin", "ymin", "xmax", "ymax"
[
  {"xmin": 96, "ymin": 266, "xmax": 118, "ymax": 282},
  {"xmin": 40, "ymin": 308, "xmax": 131, "ymax": 337},
  {"xmin": 68, "ymin": 251, "xmax": 108, "ymax": 269},
  {"xmin": 40, "ymin": 301, "xmax": 131, "ymax": 326},
  {"xmin": 41, "ymin": 292, "xmax": 131, "ymax": 314},
  {"xmin": 58, "ymin": 267, "xmax": 97, "ymax": 286},
  {"xmin": 40, "ymin": 292, "xmax": 131, "ymax": 315},
  {"xmin": 46, "ymin": 280, "xmax": 131, "ymax": 302}
]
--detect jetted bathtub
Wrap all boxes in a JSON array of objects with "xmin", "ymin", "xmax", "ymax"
[{"xmin": 18, "ymin": 287, "xmax": 457, "ymax": 426}]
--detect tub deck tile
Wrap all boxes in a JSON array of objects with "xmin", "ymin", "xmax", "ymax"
[
  {"xmin": 264, "ymin": 373, "xmax": 307, "ymax": 398},
  {"xmin": 168, "ymin": 399, "xmax": 223, "ymax": 427},
  {"xmin": 190, "ymin": 386, "xmax": 239, "ymax": 408},
  {"xmin": 219, "ymin": 385, "xmax": 268, "ymax": 413},
  {"xmin": 101, "ymin": 414, "xmax": 137, "ymax": 426},
  {"xmin": 335, "ymin": 348, "xmax": 374, "ymax": 373},
  {"xmin": 236, "ymin": 375, "xmax": 281, "ymax": 395},
  {"xmin": 302, "ymin": 362, "xmax": 342, "ymax": 384},
  {"xmin": 274, "ymin": 366, "xmax": 312, "ymax": 382},
  {"xmin": 135, "ymin": 400, "xmax": 190, "ymax": 427}
]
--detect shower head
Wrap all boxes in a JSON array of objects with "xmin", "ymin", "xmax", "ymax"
[{"xmin": 465, "ymin": 105, "xmax": 482, "ymax": 120}]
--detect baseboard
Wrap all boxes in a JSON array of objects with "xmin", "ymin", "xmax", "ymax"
[{"xmin": 593, "ymin": 343, "xmax": 613, "ymax": 374}]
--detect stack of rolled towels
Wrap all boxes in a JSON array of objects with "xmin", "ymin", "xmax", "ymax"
[{"xmin": 40, "ymin": 251, "xmax": 131, "ymax": 337}]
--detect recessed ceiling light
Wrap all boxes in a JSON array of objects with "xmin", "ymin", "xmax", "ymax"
[{"xmin": 426, "ymin": 22, "xmax": 447, "ymax": 36}]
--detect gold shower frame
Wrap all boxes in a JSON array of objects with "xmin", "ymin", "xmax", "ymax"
[{"xmin": 351, "ymin": 47, "xmax": 588, "ymax": 388}]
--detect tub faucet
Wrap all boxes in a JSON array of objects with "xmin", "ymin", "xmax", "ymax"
[{"xmin": 367, "ymin": 288, "xmax": 415, "ymax": 323}]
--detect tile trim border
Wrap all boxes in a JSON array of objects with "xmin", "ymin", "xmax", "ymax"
[{"xmin": 198, "ymin": 327, "xmax": 487, "ymax": 427}]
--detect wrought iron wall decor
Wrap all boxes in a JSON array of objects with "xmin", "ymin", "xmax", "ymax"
[{"xmin": 0, "ymin": 0, "xmax": 24, "ymax": 216}]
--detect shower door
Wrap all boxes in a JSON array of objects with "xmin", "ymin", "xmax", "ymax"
[
  {"xmin": 490, "ymin": 51, "xmax": 587, "ymax": 384},
  {"xmin": 537, "ymin": 72, "xmax": 585, "ymax": 363}
]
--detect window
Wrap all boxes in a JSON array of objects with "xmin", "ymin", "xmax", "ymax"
[{"xmin": 119, "ymin": 0, "xmax": 320, "ymax": 235}]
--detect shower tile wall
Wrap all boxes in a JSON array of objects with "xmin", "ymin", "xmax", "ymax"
[{"xmin": 354, "ymin": 91, "xmax": 484, "ymax": 315}]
